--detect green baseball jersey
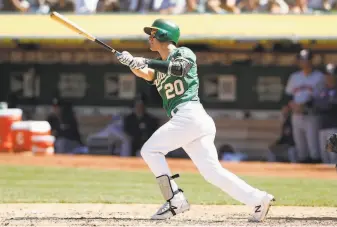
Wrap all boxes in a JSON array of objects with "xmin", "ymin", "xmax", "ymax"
[{"xmin": 151, "ymin": 47, "xmax": 200, "ymax": 117}]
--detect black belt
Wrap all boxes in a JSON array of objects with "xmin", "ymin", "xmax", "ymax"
[
  {"xmin": 172, "ymin": 107, "xmax": 179, "ymax": 114},
  {"xmin": 169, "ymin": 99, "xmax": 199, "ymax": 118}
]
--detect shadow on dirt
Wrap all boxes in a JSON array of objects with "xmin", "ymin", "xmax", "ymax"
[
  {"xmin": 6, "ymin": 216, "xmax": 225, "ymax": 224},
  {"xmin": 233, "ymin": 216, "xmax": 337, "ymax": 222},
  {"xmin": 270, "ymin": 217, "xmax": 337, "ymax": 221}
]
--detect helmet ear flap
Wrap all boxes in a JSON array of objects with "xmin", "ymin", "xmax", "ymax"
[{"xmin": 156, "ymin": 30, "xmax": 168, "ymax": 42}]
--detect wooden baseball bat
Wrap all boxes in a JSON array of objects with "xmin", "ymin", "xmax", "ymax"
[{"xmin": 50, "ymin": 11, "xmax": 120, "ymax": 56}]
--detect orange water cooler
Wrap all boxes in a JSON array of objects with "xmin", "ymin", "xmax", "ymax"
[
  {"xmin": 11, "ymin": 121, "xmax": 51, "ymax": 152},
  {"xmin": 31, "ymin": 135, "xmax": 55, "ymax": 155},
  {"xmin": 0, "ymin": 109, "xmax": 23, "ymax": 152}
]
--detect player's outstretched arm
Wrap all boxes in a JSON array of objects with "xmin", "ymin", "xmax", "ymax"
[
  {"xmin": 116, "ymin": 50, "xmax": 191, "ymax": 81},
  {"xmin": 116, "ymin": 51, "xmax": 155, "ymax": 82},
  {"xmin": 130, "ymin": 67, "xmax": 155, "ymax": 82}
]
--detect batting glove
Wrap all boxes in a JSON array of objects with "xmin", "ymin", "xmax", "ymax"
[
  {"xmin": 129, "ymin": 57, "xmax": 148, "ymax": 70},
  {"xmin": 117, "ymin": 51, "xmax": 134, "ymax": 66}
]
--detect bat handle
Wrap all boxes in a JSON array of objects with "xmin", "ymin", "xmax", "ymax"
[
  {"xmin": 113, "ymin": 50, "xmax": 121, "ymax": 56},
  {"xmin": 94, "ymin": 39, "xmax": 121, "ymax": 56}
]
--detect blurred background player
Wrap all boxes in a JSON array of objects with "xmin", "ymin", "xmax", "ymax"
[
  {"xmin": 46, "ymin": 98, "xmax": 83, "ymax": 154},
  {"xmin": 267, "ymin": 105, "xmax": 296, "ymax": 163},
  {"xmin": 313, "ymin": 63, "xmax": 337, "ymax": 164},
  {"xmin": 284, "ymin": 49, "xmax": 325, "ymax": 163},
  {"xmin": 123, "ymin": 95, "xmax": 160, "ymax": 157}
]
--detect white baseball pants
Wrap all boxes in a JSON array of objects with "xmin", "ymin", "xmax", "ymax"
[{"xmin": 140, "ymin": 101, "xmax": 268, "ymax": 207}]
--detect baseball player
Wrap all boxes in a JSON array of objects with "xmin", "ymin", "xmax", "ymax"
[
  {"xmin": 313, "ymin": 63, "xmax": 337, "ymax": 163},
  {"xmin": 116, "ymin": 19, "xmax": 275, "ymax": 222},
  {"xmin": 285, "ymin": 49, "xmax": 325, "ymax": 163}
]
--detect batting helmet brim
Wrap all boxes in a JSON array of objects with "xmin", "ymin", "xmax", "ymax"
[{"xmin": 144, "ymin": 26, "xmax": 158, "ymax": 35}]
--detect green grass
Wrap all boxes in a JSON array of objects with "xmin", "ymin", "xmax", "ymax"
[{"xmin": 0, "ymin": 165, "xmax": 337, "ymax": 206}]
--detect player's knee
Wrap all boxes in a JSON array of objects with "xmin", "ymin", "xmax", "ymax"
[
  {"xmin": 140, "ymin": 141, "xmax": 152, "ymax": 158},
  {"xmin": 140, "ymin": 145, "xmax": 148, "ymax": 158}
]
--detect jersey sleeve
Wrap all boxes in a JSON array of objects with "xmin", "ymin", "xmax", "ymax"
[
  {"xmin": 172, "ymin": 47, "xmax": 197, "ymax": 65},
  {"xmin": 168, "ymin": 47, "xmax": 196, "ymax": 77}
]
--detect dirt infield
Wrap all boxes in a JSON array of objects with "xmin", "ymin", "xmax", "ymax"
[
  {"xmin": 0, "ymin": 153, "xmax": 337, "ymax": 226},
  {"xmin": 1, "ymin": 204, "xmax": 337, "ymax": 227}
]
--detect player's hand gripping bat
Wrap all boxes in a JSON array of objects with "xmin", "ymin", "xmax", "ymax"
[{"xmin": 50, "ymin": 11, "xmax": 121, "ymax": 56}]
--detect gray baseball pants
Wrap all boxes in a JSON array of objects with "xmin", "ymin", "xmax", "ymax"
[{"xmin": 291, "ymin": 114, "xmax": 321, "ymax": 162}]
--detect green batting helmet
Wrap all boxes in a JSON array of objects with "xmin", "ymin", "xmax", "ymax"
[{"xmin": 144, "ymin": 19, "xmax": 180, "ymax": 45}]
